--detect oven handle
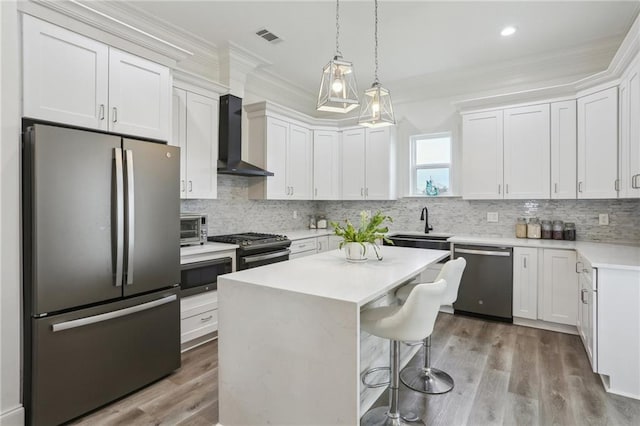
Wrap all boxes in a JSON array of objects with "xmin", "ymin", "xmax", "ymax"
[
  {"xmin": 181, "ymin": 257, "xmax": 232, "ymax": 271},
  {"xmin": 455, "ymin": 248, "xmax": 511, "ymax": 257},
  {"xmin": 243, "ymin": 249, "xmax": 291, "ymax": 264}
]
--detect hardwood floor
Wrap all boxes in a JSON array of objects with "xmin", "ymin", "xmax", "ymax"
[{"xmin": 71, "ymin": 314, "xmax": 640, "ymax": 425}]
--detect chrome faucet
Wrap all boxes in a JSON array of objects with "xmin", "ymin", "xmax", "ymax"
[{"xmin": 420, "ymin": 206, "xmax": 433, "ymax": 234}]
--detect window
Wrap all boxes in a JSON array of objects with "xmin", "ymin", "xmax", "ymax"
[{"xmin": 411, "ymin": 132, "xmax": 452, "ymax": 196}]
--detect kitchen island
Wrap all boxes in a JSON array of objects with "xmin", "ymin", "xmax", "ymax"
[{"xmin": 217, "ymin": 246, "xmax": 449, "ymax": 426}]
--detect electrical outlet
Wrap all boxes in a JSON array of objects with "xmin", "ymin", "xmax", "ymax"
[
  {"xmin": 487, "ymin": 212, "xmax": 499, "ymax": 223},
  {"xmin": 599, "ymin": 213, "xmax": 609, "ymax": 225},
  {"xmin": 293, "ymin": 210, "xmax": 298, "ymax": 219}
]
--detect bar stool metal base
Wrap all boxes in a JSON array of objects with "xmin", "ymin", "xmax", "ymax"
[
  {"xmin": 361, "ymin": 406, "xmax": 423, "ymax": 426},
  {"xmin": 400, "ymin": 366, "xmax": 454, "ymax": 395}
]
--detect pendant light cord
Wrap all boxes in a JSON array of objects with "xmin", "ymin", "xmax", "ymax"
[
  {"xmin": 335, "ymin": 0, "xmax": 342, "ymax": 58},
  {"xmin": 374, "ymin": 0, "xmax": 379, "ymax": 85}
]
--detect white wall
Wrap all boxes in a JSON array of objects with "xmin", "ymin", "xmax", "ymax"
[{"xmin": 0, "ymin": 1, "xmax": 24, "ymax": 424}]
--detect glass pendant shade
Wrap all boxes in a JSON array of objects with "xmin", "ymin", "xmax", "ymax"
[
  {"xmin": 317, "ymin": 56, "xmax": 359, "ymax": 113},
  {"xmin": 358, "ymin": 82, "xmax": 395, "ymax": 127}
]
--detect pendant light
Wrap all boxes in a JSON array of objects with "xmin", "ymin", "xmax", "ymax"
[
  {"xmin": 358, "ymin": 0, "xmax": 395, "ymax": 127},
  {"xmin": 316, "ymin": 0, "xmax": 360, "ymax": 113}
]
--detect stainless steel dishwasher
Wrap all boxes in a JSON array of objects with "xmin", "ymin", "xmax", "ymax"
[{"xmin": 452, "ymin": 244, "xmax": 513, "ymax": 322}]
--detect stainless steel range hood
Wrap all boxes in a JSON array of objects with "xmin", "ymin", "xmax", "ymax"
[{"xmin": 218, "ymin": 94, "xmax": 273, "ymax": 177}]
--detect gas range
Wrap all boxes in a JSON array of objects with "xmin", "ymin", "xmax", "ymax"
[{"xmin": 208, "ymin": 232, "xmax": 292, "ymax": 270}]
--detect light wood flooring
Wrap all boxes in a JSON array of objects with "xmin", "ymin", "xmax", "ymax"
[{"xmin": 71, "ymin": 313, "xmax": 640, "ymax": 425}]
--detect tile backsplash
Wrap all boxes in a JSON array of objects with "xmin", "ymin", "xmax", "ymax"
[{"xmin": 183, "ymin": 176, "xmax": 640, "ymax": 244}]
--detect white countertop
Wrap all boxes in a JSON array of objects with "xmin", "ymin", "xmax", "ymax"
[
  {"xmin": 448, "ymin": 235, "xmax": 640, "ymax": 271},
  {"xmin": 281, "ymin": 229, "xmax": 333, "ymax": 240},
  {"xmin": 180, "ymin": 241, "xmax": 238, "ymax": 257},
  {"xmin": 219, "ymin": 246, "xmax": 449, "ymax": 306}
]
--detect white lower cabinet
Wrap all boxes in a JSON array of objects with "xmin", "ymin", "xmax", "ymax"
[
  {"xmin": 512, "ymin": 247, "xmax": 539, "ymax": 320},
  {"xmin": 576, "ymin": 253, "xmax": 597, "ymax": 371},
  {"xmin": 541, "ymin": 249, "xmax": 578, "ymax": 325},
  {"xmin": 289, "ymin": 237, "xmax": 318, "ymax": 259},
  {"xmin": 316, "ymin": 236, "xmax": 330, "ymax": 253},
  {"xmin": 180, "ymin": 291, "xmax": 218, "ymax": 350}
]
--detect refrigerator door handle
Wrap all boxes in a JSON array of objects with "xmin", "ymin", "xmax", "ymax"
[
  {"xmin": 114, "ymin": 148, "xmax": 124, "ymax": 287},
  {"xmin": 125, "ymin": 149, "xmax": 135, "ymax": 285},
  {"xmin": 51, "ymin": 294, "xmax": 177, "ymax": 332}
]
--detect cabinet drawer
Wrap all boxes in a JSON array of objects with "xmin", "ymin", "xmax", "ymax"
[
  {"xmin": 290, "ymin": 238, "xmax": 317, "ymax": 254},
  {"xmin": 181, "ymin": 309, "xmax": 218, "ymax": 344},
  {"xmin": 180, "ymin": 291, "xmax": 218, "ymax": 319}
]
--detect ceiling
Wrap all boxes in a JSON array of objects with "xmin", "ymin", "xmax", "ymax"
[{"xmin": 130, "ymin": 1, "xmax": 640, "ymax": 104}]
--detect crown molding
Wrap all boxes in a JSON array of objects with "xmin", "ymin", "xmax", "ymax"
[
  {"xmin": 24, "ymin": 0, "xmax": 193, "ymax": 62},
  {"xmin": 244, "ymin": 100, "xmax": 363, "ymax": 130},
  {"xmin": 173, "ymin": 69, "xmax": 229, "ymax": 96}
]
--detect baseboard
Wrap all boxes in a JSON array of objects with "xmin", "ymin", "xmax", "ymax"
[
  {"xmin": 180, "ymin": 331, "xmax": 218, "ymax": 353},
  {"xmin": 513, "ymin": 317, "xmax": 578, "ymax": 335},
  {"xmin": 0, "ymin": 406, "xmax": 25, "ymax": 426}
]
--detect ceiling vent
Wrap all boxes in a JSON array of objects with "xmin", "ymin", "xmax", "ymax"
[{"xmin": 256, "ymin": 28, "xmax": 282, "ymax": 43}]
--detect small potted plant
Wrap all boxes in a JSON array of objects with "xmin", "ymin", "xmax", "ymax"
[{"xmin": 330, "ymin": 210, "xmax": 393, "ymax": 262}]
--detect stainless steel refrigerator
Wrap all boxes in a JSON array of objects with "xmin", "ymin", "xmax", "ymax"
[{"xmin": 22, "ymin": 123, "xmax": 181, "ymax": 425}]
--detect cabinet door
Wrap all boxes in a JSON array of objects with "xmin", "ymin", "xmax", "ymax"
[
  {"xmin": 619, "ymin": 58, "xmax": 640, "ymax": 198},
  {"xmin": 577, "ymin": 87, "xmax": 618, "ymax": 199},
  {"xmin": 185, "ymin": 92, "xmax": 218, "ymax": 199},
  {"xmin": 365, "ymin": 128, "xmax": 396, "ymax": 200},
  {"xmin": 265, "ymin": 118, "xmax": 289, "ymax": 199},
  {"xmin": 504, "ymin": 104, "xmax": 550, "ymax": 198},
  {"xmin": 22, "ymin": 15, "xmax": 108, "ymax": 130},
  {"xmin": 551, "ymin": 101, "xmax": 577, "ymax": 199},
  {"xmin": 542, "ymin": 249, "xmax": 578, "ymax": 325},
  {"xmin": 512, "ymin": 247, "xmax": 538, "ymax": 320},
  {"xmin": 288, "ymin": 124, "xmax": 313, "ymax": 200},
  {"xmin": 317, "ymin": 236, "xmax": 330, "ymax": 253},
  {"xmin": 341, "ymin": 129, "xmax": 366, "ymax": 199},
  {"xmin": 109, "ymin": 49, "xmax": 170, "ymax": 140},
  {"xmin": 171, "ymin": 88, "xmax": 188, "ymax": 198},
  {"xmin": 313, "ymin": 131, "xmax": 341, "ymax": 200},
  {"xmin": 462, "ymin": 111, "xmax": 504, "ymax": 199}
]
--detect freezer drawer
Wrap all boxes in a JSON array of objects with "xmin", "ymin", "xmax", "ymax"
[{"xmin": 28, "ymin": 290, "xmax": 180, "ymax": 425}]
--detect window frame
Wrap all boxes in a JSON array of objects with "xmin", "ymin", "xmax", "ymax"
[{"xmin": 410, "ymin": 132, "xmax": 453, "ymax": 196}]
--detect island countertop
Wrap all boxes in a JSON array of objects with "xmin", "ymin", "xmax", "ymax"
[{"xmin": 219, "ymin": 246, "xmax": 449, "ymax": 306}]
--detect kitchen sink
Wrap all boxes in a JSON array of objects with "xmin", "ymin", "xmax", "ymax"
[{"xmin": 384, "ymin": 234, "xmax": 451, "ymax": 251}]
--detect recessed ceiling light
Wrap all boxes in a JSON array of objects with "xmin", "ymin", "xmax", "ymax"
[{"xmin": 501, "ymin": 26, "xmax": 517, "ymax": 37}]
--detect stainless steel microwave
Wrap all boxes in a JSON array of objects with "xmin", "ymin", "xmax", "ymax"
[
  {"xmin": 180, "ymin": 214, "xmax": 208, "ymax": 246},
  {"xmin": 180, "ymin": 256, "xmax": 232, "ymax": 297}
]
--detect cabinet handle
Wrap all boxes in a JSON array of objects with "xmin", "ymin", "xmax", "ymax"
[
  {"xmin": 578, "ymin": 181, "xmax": 583, "ymax": 193},
  {"xmin": 181, "ymin": 180, "xmax": 185, "ymax": 193},
  {"xmin": 200, "ymin": 315, "xmax": 213, "ymax": 322},
  {"xmin": 291, "ymin": 186, "xmax": 294, "ymax": 196},
  {"xmin": 498, "ymin": 184, "xmax": 501, "ymax": 195},
  {"xmin": 365, "ymin": 188, "xmax": 369, "ymax": 197},
  {"xmin": 615, "ymin": 179, "xmax": 620, "ymax": 191},
  {"xmin": 580, "ymin": 289, "xmax": 588, "ymax": 305},
  {"xmin": 632, "ymin": 175, "xmax": 637, "ymax": 189},
  {"xmin": 315, "ymin": 188, "xmax": 318, "ymax": 197},
  {"xmin": 112, "ymin": 107, "xmax": 118, "ymax": 123},
  {"xmin": 575, "ymin": 261, "xmax": 583, "ymax": 273},
  {"xmin": 554, "ymin": 183, "xmax": 558, "ymax": 194},
  {"xmin": 506, "ymin": 184, "xmax": 509, "ymax": 194},
  {"xmin": 99, "ymin": 104, "xmax": 105, "ymax": 120},
  {"xmin": 523, "ymin": 257, "xmax": 527, "ymax": 268},
  {"xmin": 361, "ymin": 188, "xmax": 364, "ymax": 196},
  {"xmin": 188, "ymin": 180, "xmax": 193, "ymax": 192}
]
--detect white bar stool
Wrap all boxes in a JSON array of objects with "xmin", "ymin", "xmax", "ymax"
[
  {"xmin": 395, "ymin": 257, "xmax": 466, "ymax": 395},
  {"xmin": 360, "ymin": 279, "xmax": 446, "ymax": 426}
]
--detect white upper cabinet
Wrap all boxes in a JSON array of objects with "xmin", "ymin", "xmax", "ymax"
[
  {"xmin": 503, "ymin": 104, "xmax": 550, "ymax": 199},
  {"xmin": 341, "ymin": 127, "xmax": 396, "ymax": 200},
  {"xmin": 550, "ymin": 100, "xmax": 577, "ymax": 199},
  {"xmin": 577, "ymin": 87, "xmax": 619, "ymax": 199},
  {"xmin": 108, "ymin": 49, "xmax": 170, "ymax": 140},
  {"xmin": 462, "ymin": 110, "xmax": 504, "ymax": 199},
  {"xmin": 365, "ymin": 128, "xmax": 396, "ymax": 200},
  {"xmin": 248, "ymin": 116, "xmax": 312, "ymax": 200},
  {"xmin": 619, "ymin": 55, "xmax": 640, "ymax": 198},
  {"xmin": 171, "ymin": 88, "xmax": 219, "ymax": 199},
  {"xmin": 313, "ymin": 130, "xmax": 341, "ymax": 200},
  {"xmin": 341, "ymin": 129, "xmax": 367, "ymax": 200},
  {"xmin": 22, "ymin": 14, "xmax": 109, "ymax": 130},
  {"xmin": 22, "ymin": 15, "xmax": 170, "ymax": 141},
  {"xmin": 287, "ymin": 123, "xmax": 313, "ymax": 200}
]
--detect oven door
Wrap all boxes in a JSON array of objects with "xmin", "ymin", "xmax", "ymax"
[
  {"xmin": 180, "ymin": 217, "xmax": 201, "ymax": 245},
  {"xmin": 180, "ymin": 257, "xmax": 232, "ymax": 297},
  {"xmin": 240, "ymin": 249, "xmax": 291, "ymax": 270}
]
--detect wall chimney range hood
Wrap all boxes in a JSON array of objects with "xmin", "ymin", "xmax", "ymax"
[{"xmin": 218, "ymin": 94, "xmax": 273, "ymax": 177}]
